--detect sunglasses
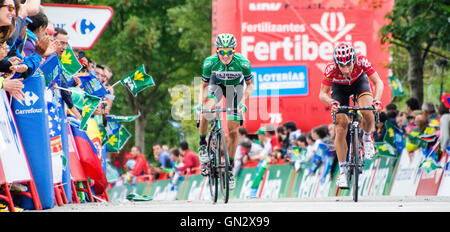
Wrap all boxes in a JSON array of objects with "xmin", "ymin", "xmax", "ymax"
[
  {"xmin": 0, "ymin": 4, "xmax": 15, "ymax": 13},
  {"xmin": 217, "ymin": 50, "xmax": 234, "ymax": 56}
]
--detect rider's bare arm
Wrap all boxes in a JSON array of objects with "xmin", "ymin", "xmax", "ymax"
[
  {"xmin": 319, "ymin": 84, "xmax": 333, "ymax": 106},
  {"xmin": 367, "ymin": 72, "xmax": 384, "ymax": 102},
  {"xmin": 242, "ymin": 78, "xmax": 253, "ymax": 104},
  {"xmin": 200, "ymin": 80, "xmax": 209, "ymax": 105}
]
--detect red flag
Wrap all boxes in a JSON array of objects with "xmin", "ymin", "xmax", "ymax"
[{"xmin": 70, "ymin": 124, "xmax": 107, "ymax": 195}]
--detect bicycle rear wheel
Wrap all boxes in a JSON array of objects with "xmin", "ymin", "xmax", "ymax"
[
  {"xmin": 352, "ymin": 130, "xmax": 360, "ymax": 202},
  {"xmin": 207, "ymin": 132, "xmax": 218, "ymax": 203},
  {"xmin": 217, "ymin": 132, "xmax": 230, "ymax": 204}
]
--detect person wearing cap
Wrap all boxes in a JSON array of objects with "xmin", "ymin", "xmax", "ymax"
[
  {"xmin": 264, "ymin": 124, "xmax": 277, "ymax": 153},
  {"xmin": 256, "ymin": 126, "xmax": 272, "ymax": 158}
]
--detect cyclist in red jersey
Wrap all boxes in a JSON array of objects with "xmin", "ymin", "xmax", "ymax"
[{"xmin": 319, "ymin": 42, "xmax": 384, "ymax": 188}]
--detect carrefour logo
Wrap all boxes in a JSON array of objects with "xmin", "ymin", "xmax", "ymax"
[
  {"xmin": 242, "ymin": 11, "xmax": 367, "ymax": 62},
  {"xmin": 14, "ymin": 91, "xmax": 43, "ymax": 115},
  {"xmin": 72, "ymin": 19, "xmax": 96, "ymax": 35}
]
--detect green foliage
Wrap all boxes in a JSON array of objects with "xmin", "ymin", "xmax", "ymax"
[
  {"xmin": 71, "ymin": 0, "xmax": 212, "ymax": 156},
  {"xmin": 380, "ymin": 0, "xmax": 449, "ymax": 52}
]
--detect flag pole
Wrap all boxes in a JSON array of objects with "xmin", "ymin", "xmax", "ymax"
[
  {"xmin": 54, "ymin": 86, "xmax": 85, "ymax": 95},
  {"xmin": 107, "ymin": 81, "xmax": 121, "ymax": 91}
]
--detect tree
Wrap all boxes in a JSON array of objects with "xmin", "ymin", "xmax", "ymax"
[
  {"xmin": 380, "ymin": 0, "xmax": 450, "ymax": 106},
  {"xmin": 83, "ymin": 0, "xmax": 211, "ymax": 156},
  {"xmin": 44, "ymin": 0, "xmax": 212, "ymax": 156}
]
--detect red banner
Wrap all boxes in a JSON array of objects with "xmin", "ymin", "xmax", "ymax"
[{"xmin": 213, "ymin": 0, "xmax": 394, "ymax": 133}]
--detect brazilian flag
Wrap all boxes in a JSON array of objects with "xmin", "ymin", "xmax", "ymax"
[{"xmin": 120, "ymin": 65, "xmax": 155, "ymax": 96}]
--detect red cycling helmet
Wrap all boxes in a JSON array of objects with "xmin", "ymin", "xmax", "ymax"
[{"xmin": 333, "ymin": 42, "xmax": 356, "ymax": 66}]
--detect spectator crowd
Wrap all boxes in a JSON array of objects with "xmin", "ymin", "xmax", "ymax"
[
  {"xmin": 0, "ymin": 0, "xmax": 120, "ymax": 210},
  {"xmin": 109, "ymin": 95, "xmax": 449, "ymax": 199}
]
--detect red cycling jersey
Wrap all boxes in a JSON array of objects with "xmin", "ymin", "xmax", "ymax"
[{"xmin": 322, "ymin": 54, "xmax": 376, "ymax": 86}]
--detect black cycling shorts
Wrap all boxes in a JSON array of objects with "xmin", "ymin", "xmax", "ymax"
[
  {"xmin": 331, "ymin": 72, "xmax": 373, "ymax": 113},
  {"xmin": 206, "ymin": 76, "xmax": 244, "ymax": 122}
]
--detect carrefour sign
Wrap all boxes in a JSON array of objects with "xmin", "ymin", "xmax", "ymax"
[{"xmin": 43, "ymin": 4, "xmax": 113, "ymax": 49}]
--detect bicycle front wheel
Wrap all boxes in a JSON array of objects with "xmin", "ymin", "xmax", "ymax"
[
  {"xmin": 207, "ymin": 132, "xmax": 218, "ymax": 204},
  {"xmin": 217, "ymin": 132, "xmax": 230, "ymax": 204}
]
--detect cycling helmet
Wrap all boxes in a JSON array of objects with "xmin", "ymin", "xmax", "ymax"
[
  {"xmin": 215, "ymin": 33, "xmax": 237, "ymax": 48},
  {"xmin": 333, "ymin": 42, "xmax": 356, "ymax": 66}
]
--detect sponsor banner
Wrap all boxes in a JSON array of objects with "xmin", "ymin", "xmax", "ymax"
[
  {"xmin": 231, "ymin": 167, "xmax": 259, "ymax": 199},
  {"xmin": 251, "ymin": 65, "xmax": 308, "ymax": 97},
  {"xmin": 0, "ymin": 90, "xmax": 32, "ymax": 183},
  {"xmin": 11, "ymin": 73, "xmax": 54, "ymax": 210},
  {"xmin": 148, "ymin": 179, "xmax": 178, "ymax": 201},
  {"xmin": 438, "ymin": 151, "xmax": 450, "ymax": 196},
  {"xmin": 260, "ymin": 164, "xmax": 294, "ymax": 199},
  {"xmin": 43, "ymin": 4, "xmax": 113, "ymax": 49},
  {"xmin": 416, "ymin": 153, "xmax": 447, "ymax": 196},
  {"xmin": 297, "ymin": 167, "xmax": 322, "ymax": 198},
  {"xmin": 390, "ymin": 148, "xmax": 424, "ymax": 196},
  {"xmin": 215, "ymin": 0, "xmax": 393, "ymax": 133},
  {"xmin": 178, "ymin": 174, "xmax": 208, "ymax": 201}
]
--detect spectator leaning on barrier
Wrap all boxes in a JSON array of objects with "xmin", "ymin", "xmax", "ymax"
[
  {"xmin": 406, "ymin": 97, "xmax": 421, "ymax": 120},
  {"xmin": 152, "ymin": 143, "xmax": 174, "ymax": 177},
  {"xmin": 52, "ymin": 27, "xmax": 82, "ymax": 120},
  {"xmin": 178, "ymin": 141, "xmax": 200, "ymax": 174},
  {"xmin": 373, "ymin": 111, "xmax": 387, "ymax": 142},
  {"xmin": 238, "ymin": 127, "xmax": 249, "ymax": 143},
  {"xmin": 23, "ymin": 10, "xmax": 46, "ymax": 56},
  {"xmin": 264, "ymin": 124, "xmax": 277, "ymax": 153},
  {"xmin": 123, "ymin": 146, "xmax": 150, "ymax": 184},
  {"xmin": 0, "ymin": 0, "xmax": 29, "ymax": 101},
  {"xmin": 422, "ymin": 101, "xmax": 439, "ymax": 123}
]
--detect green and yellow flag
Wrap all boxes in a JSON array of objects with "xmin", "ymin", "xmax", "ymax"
[
  {"xmin": 419, "ymin": 156, "xmax": 442, "ymax": 174},
  {"xmin": 118, "ymin": 125, "xmax": 132, "ymax": 150},
  {"xmin": 106, "ymin": 124, "xmax": 132, "ymax": 152},
  {"xmin": 59, "ymin": 45, "xmax": 83, "ymax": 76},
  {"xmin": 389, "ymin": 76, "xmax": 404, "ymax": 97},
  {"xmin": 375, "ymin": 142, "xmax": 398, "ymax": 158},
  {"xmin": 80, "ymin": 93, "xmax": 101, "ymax": 131},
  {"xmin": 106, "ymin": 133, "xmax": 119, "ymax": 152},
  {"xmin": 120, "ymin": 65, "xmax": 155, "ymax": 96}
]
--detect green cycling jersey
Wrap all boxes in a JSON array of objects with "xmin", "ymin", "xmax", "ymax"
[{"xmin": 202, "ymin": 52, "xmax": 253, "ymax": 86}]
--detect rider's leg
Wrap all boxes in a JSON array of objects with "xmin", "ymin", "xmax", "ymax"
[
  {"xmin": 335, "ymin": 113, "xmax": 350, "ymax": 169},
  {"xmin": 199, "ymin": 97, "xmax": 216, "ymax": 143},
  {"xmin": 335, "ymin": 113, "xmax": 350, "ymax": 188},
  {"xmin": 358, "ymin": 94, "xmax": 376, "ymax": 159},
  {"xmin": 226, "ymin": 120, "xmax": 240, "ymax": 160},
  {"xmin": 357, "ymin": 94, "xmax": 375, "ymax": 133},
  {"xmin": 198, "ymin": 96, "xmax": 216, "ymax": 166}
]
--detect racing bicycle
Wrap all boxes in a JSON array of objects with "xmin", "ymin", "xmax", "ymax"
[
  {"xmin": 332, "ymin": 96, "xmax": 379, "ymax": 202},
  {"xmin": 196, "ymin": 106, "xmax": 243, "ymax": 204}
]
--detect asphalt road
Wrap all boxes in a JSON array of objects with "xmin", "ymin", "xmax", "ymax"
[{"xmin": 43, "ymin": 196, "xmax": 450, "ymax": 212}]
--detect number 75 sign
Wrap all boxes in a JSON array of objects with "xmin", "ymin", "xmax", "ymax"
[{"xmin": 43, "ymin": 4, "xmax": 113, "ymax": 50}]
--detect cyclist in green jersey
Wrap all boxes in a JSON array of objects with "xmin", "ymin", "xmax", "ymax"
[{"xmin": 194, "ymin": 33, "xmax": 254, "ymax": 189}]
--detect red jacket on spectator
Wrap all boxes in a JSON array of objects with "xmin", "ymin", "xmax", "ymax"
[
  {"xmin": 131, "ymin": 154, "xmax": 150, "ymax": 177},
  {"xmin": 178, "ymin": 149, "xmax": 200, "ymax": 173}
]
